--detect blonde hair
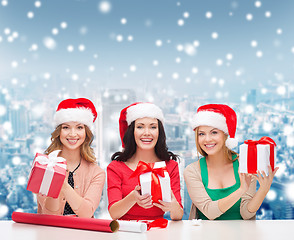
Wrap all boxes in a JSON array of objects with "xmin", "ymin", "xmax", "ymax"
[
  {"xmin": 194, "ymin": 127, "xmax": 238, "ymax": 162},
  {"xmin": 45, "ymin": 125, "xmax": 96, "ymax": 163}
]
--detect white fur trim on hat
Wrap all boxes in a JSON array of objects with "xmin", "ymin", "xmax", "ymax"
[
  {"xmin": 225, "ymin": 138, "xmax": 238, "ymax": 149},
  {"xmin": 191, "ymin": 111, "xmax": 229, "ymax": 134},
  {"xmin": 126, "ymin": 103, "xmax": 164, "ymax": 125},
  {"xmin": 54, "ymin": 108, "xmax": 94, "ymax": 128}
]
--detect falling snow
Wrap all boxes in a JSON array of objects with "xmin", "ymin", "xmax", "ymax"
[
  {"xmin": 211, "ymin": 32, "xmax": 218, "ymax": 39},
  {"xmin": 27, "ymin": 11, "xmax": 34, "ymax": 19},
  {"xmin": 206, "ymin": 11, "xmax": 212, "ymax": 19},
  {"xmin": 121, "ymin": 18, "xmax": 127, "ymax": 24},
  {"xmin": 60, "ymin": 22, "xmax": 68, "ymax": 29},
  {"xmin": 99, "ymin": 1, "xmax": 111, "ymax": 14},
  {"xmin": 177, "ymin": 19, "xmax": 184, "ymax": 26},
  {"xmin": 1, "ymin": 0, "xmax": 294, "ymax": 221},
  {"xmin": 43, "ymin": 37, "xmax": 56, "ymax": 50}
]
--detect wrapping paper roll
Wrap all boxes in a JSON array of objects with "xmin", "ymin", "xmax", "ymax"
[
  {"xmin": 12, "ymin": 212, "xmax": 119, "ymax": 233},
  {"xmin": 117, "ymin": 220, "xmax": 148, "ymax": 233}
]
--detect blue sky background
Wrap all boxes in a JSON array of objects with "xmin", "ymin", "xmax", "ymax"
[{"xmin": 1, "ymin": 0, "xmax": 294, "ymax": 101}]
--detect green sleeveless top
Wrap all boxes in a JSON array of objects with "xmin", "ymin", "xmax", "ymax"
[{"xmin": 197, "ymin": 155, "xmax": 242, "ymax": 220}]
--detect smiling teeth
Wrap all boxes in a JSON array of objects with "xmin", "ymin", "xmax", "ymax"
[
  {"xmin": 141, "ymin": 139, "xmax": 152, "ymax": 142},
  {"xmin": 68, "ymin": 139, "xmax": 78, "ymax": 144},
  {"xmin": 205, "ymin": 144, "xmax": 215, "ymax": 147}
]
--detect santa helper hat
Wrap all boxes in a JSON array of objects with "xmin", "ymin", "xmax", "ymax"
[
  {"xmin": 191, "ymin": 104, "xmax": 238, "ymax": 149},
  {"xmin": 119, "ymin": 102, "xmax": 164, "ymax": 148},
  {"xmin": 53, "ymin": 98, "xmax": 97, "ymax": 128}
]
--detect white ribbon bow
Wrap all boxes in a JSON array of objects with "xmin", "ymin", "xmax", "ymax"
[
  {"xmin": 35, "ymin": 150, "xmax": 67, "ymax": 196},
  {"xmin": 35, "ymin": 150, "xmax": 66, "ymax": 170}
]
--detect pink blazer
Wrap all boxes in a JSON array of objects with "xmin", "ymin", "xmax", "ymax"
[{"xmin": 37, "ymin": 159, "xmax": 105, "ymax": 218}]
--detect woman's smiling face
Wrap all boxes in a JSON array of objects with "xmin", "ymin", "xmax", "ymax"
[
  {"xmin": 134, "ymin": 117, "xmax": 159, "ymax": 151},
  {"xmin": 196, "ymin": 125, "xmax": 226, "ymax": 156},
  {"xmin": 59, "ymin": 122, "xmax": 86, "ymax": 151}
]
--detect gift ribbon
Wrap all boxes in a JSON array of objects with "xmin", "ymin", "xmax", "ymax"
[
  {"xmin": 36, "ymin": 150, "xmax": 66, "ymax": 195},
  {"xmin": 244, "ymin": 136, "xmax": 276, "ymax": 173},
  {"xmin": 139, "ymin": 218, "xmax": 168, "ymax": 231},
  {"xmin": 130, "ymin": 161, "xmax": 167, "ymax": 203}
]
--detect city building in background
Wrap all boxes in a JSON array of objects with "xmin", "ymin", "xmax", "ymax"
[
  {"xmin": 1, "ymin": 84, "xmax": 294, "ymax": 220},
  {"xmin": 1, "ymin": 0, "xmax": 294, "ymax": 220}
]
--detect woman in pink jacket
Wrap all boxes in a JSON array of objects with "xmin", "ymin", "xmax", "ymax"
[{"xmin": 37, "ymin": 98, "xmax": 105, "ymax": 218}]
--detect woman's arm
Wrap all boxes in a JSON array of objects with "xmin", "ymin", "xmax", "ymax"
[
  {"xmin": 240, "ymin": 166, "xmax": 278, "ymax": 219},
  {"xmin": 240, "ymin": 176, "xmax": 257, "ymax": 219},
  {"xmin": 218, "ymin": 173, "xmax": 251, "ymax": 213},
  {"xmin": 109, "ymin": 185, "xmax": 153, "ymax": 220},
  {"xmin": 37, "ymin": 177, "xmax": 68, "ymax": 215},
  {"xmin": 107, "ymin": 163, "xmax": 152, "ymax": 220},
  {"xmin": 40, "ymin": 165, "xmax": 106, "ymax": 218},
  {"xmin": 38, "ymin": 194, "xmax": 62, "ymax": 215},
  {"xmin": 70, "ymin": 166, "xmax": 106, "ymax": 218},
  {"xmin": 247, "ymin": 166, "xmax": 278, "ymax": 213},
  {"xmin": 184, "ymin": 162, "xmax": 223, "ymax": 220}
]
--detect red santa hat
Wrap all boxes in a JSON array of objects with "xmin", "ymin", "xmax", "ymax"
[
  {"xmin": 191, "ymin": 104, "xmax": 238, "ymax": 149},
  {"xmin": 119, "ymin": 102, "xmax": 164, "ymax": 148},
  {"xmin": 53, "ymin": 98, "xmax": 97, "ymax": 128}
]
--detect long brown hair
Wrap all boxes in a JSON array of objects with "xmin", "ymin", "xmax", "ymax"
[
  {"xmin": 45, "ymin": 124, "xmax": 96, "ymax": 163},
  {"xmin": 194, "ymin": 127, "xmax": 238, "ymax": 161}
]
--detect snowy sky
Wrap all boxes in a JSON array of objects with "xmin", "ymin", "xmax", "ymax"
[{"xmin": 1, "ymin": 0, "xmax": 294, "ymax": 101}]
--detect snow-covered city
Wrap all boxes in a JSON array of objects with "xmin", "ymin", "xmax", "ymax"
[{"xmin": 1, "ymin": 0, "xmax": 294, "ymax": 220}]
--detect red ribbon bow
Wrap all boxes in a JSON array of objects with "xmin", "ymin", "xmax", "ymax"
[
  {"xmin": 140, "ymin": 218, "xmax": 168, "ymax": 231},
  {"xmin": 244, "ymin": 136, "xmax": 276, "ymax": 173},
  {"xmin": 130, "ymin": 161, "xmax": 167, "ymax": 203}
]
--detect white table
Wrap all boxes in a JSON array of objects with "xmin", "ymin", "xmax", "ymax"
[{"xmin": 1, "ymin": 220, "xmax": 293, "ymax": 240}]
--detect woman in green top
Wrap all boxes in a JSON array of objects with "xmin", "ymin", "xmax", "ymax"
[{"xmin": 184, "ymin": 104, "xmax": 278, "ymax": 220}]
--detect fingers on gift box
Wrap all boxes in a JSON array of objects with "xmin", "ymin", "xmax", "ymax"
[{"xmin": 26, "ymin": 150, "xmax": 67, "ymax": 198}]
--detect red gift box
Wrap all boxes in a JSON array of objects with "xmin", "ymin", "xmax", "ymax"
[{"xmin": 27, "ymin": 150, "xmax": 67, "ymax": 198}]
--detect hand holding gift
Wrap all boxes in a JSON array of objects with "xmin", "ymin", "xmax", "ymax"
[
  {"xmin": 27, "ymin": 150, "xmax": 67, "ymax": 198},
  {"xmin": 239, "ymin": 172, "xmax": 252, "ymax": 193},
  {"xmin": 132, "ymin": 185, "xmax": 153, "ymax": 209},
  {"xmin": 253, "ymin": 165, "xmax": 279, "ymax": 194},
  {"xmin": 153, "ymin": 191, "xmax": 180, "ymax": 213}
]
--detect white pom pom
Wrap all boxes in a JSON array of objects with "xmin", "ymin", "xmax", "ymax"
[{"xmin": 225, "ymin": 138, "xmax": 238, "ymax": 149}]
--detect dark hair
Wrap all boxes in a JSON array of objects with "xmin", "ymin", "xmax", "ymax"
[{"xmin": 111, "ymin": 120, "xmax": 178, "ymax": 162}]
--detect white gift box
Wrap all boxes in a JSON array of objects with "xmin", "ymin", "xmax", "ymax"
[
  {"xmin": 239, "ymin": 142, "xmax": 276, "ymax": 176},
  {"xmin": 139, "ymin": 161, "xmax": 171, "ymax": 202}
]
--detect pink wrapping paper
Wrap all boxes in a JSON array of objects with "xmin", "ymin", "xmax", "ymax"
[{"xmin": 12, "ymin": 212, "xmax": 119, "ymax": 233}]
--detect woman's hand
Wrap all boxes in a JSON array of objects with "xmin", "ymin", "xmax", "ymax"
[
  {"xmin": 60, "ymin": 176, "xmax": 71, "ymax": 195},
  {"xmin": 153, "ymin": 192, "xmax": 183, "ymax": 220},
  {"xmin": 239, "ymin": 172, "xmax": 252, "ymax": 193},
  {"xmin": 246, "ymin": 166, "xmax": 279, "ymax": 214},
  {"xmin": 153, "ymin": 191, "xmax": 178, "ymax": 212},
  {"xmin": 132, "ymin": 185, "xmax": 153, "ymax": 209},
  {"xmin": 253, "ymin": 166, "xmax": 279, "ymax": 194}
]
